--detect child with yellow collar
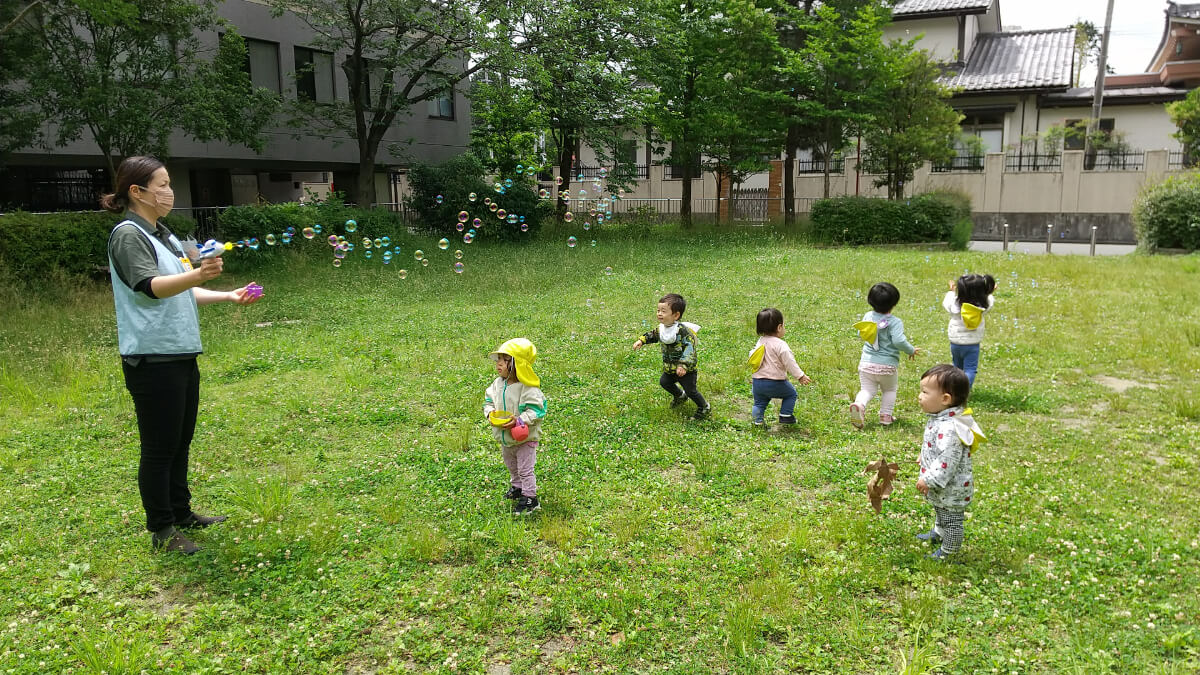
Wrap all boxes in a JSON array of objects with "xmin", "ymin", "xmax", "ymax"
[
  {"xmin": 915, "ymin": 364, "xmax": 985, "ymax": 560},
  {"xmin": 943, "ymin": 273, "xmax": 996, "ymax": 388},
  {"xmin": 484, "ymin": 338, "xmax": 547, "ymax": 514}
]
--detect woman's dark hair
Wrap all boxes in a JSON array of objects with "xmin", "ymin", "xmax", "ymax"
[
  {"xmin": 867, "ymin": 282, "xmax": 900, "ymax": 314},
  {"xmin": 921, "ymin": 364, "xmax": 971, "ymax": 407},
  {"xmin": 99, "ymin": 156, "xmax": 166, "ymax": 213},
  {"xmin": 756, "ymin": 308, "xmax": 784, "ymax": 336},
  {"xmin": 955, "ymin": 273, "xmax": 993, "ymax": 309},
  {"xmin": 659, "ymin": 293, "xmax": 686, "ymax": 317}
]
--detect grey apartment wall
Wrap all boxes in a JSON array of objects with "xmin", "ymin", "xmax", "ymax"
[{"xmin": 6, "ymin": 0, "xmax": 472, "ymax": 189}]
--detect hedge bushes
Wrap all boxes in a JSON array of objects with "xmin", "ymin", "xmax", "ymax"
[
  {"xmin": 1132, "ymin": 174, "xmax": 1200, "ymax": 252},
  {"xmin": 810, "ymin": 191, "xmax": 972, "ymax": 246},
  {"xmin": 0, "ymin": 210, "xmax": 195, "ymax": 279},
  {"xmin": 405, "ymin": 153, "xmax": 544, "ymax": 242},
  {"xmin": 217, "ymin": 198, "xmax": 405, "ymax": 243}
]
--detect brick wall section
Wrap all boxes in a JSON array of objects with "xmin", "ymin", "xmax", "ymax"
[{"xmin": 767, "ymin": 160, "xmax": 783, "ymax": 220}]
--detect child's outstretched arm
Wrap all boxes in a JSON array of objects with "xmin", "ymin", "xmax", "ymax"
[
  {"xmin": 781, "ymin": 347, "xmax": 811, "ymax": 384},
  {"xmin": 890, "ymin": 318, "xmax": 919, "ymax": 358},
  {"xmin": 633, "ymin": 328, "xmax": 659, "ymax": 349},
  {"xmin": 942, "ymin": 290, "xmax": 959, "ymax": 314}
]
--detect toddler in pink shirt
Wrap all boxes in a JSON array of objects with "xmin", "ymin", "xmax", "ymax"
[{"xmin": 747, "ymin": 308, "xmax": 813, "ymax": 426}]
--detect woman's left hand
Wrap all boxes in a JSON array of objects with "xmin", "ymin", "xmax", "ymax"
[{"xmin": 230, "ymin": 285, "xmax": 263, "ymax": 305}]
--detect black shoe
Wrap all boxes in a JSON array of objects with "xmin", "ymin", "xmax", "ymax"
[
  {"xmin": 152, "ymin": 527, "xmax": 200, "ymax": 554},
  {"xmin": 514, "ymin": 496, "xmax": 541, "ymax": 514},
  {"xmin": 691, "ymin": 405, "xmax": 711, "ymax": 421},
  {"xmin": 778, "ymin": 414, "xmax": 797, "ymax": 425},
  {"xmin": 175, "ymin": 513, "xmax": 228, "ymax": 529},
  {"xmin": 504, "ymin": 486, "xmax": 522, "ymax": 500},
  {"xmin": 670, "ymin": 395, "xmax": 689, "ymax": 408}
]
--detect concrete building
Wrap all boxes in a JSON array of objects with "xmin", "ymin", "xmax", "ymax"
[{"xmin": 1, "ymin": 0, "xmax": 472, "ymax": 212}]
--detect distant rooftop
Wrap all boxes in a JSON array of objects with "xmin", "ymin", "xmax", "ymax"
[
  {"xmin": 891, "ymin": 0, "xmax": 992, "ymax": 16},
  {"xmin": 942, "ymin": 28, "xmax": 1075, "ymax": 92}
]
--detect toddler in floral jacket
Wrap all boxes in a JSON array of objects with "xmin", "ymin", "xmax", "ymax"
[{"xmin": 915, "ymin": 364, "xmax": 985, "ymax": 560}]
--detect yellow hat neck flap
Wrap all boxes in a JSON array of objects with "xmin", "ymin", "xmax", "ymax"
[{"xmin": 490, "ymin": 338, "xmax": 540, "ymax": 387}]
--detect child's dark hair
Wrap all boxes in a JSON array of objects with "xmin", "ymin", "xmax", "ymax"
[
  {"xmin": 756, "ymin": 308, "xmax": 784, "ymax": 336},
  {"xmin": 955, "ymin": 273, "xmax": 994, "ymax": 309},
  {"xmin": 921, "ymin": 364, "xmax": 971, "ymax": 407},
  {"xmin": 867, "ymin": 282, "xmax": 900, "ymax": 314},
  {"xmin": 659, "ymin": 293, "xmax": 686, "ymax": 317}
]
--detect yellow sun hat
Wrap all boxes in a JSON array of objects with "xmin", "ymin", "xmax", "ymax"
[{"xmin": 489, "ymin": 338, "xmax": 540, "ymax": 387}]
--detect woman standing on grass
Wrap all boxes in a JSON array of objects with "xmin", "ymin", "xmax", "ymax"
[{"xmin": 101, "ymin": 156, "xmax": 261, "ymax": 554}]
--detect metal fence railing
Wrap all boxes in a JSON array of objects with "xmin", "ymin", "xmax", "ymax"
[
  {"xmin": 1169, "ymin": 150, "xmax": 1195, "ymax": 170},
  {"xmin": 1086, "ymin": 150, "xmax": 1145, "ymax": 172},
  {"xmin": 796, "ymin": 158, "xmax": 845, "ymax": 175},
  {"xmin": 932, "ymin": 155, "xmax": 985, "ymax": 173},
  {"xmin": 1005, "ymin": 153, "xmax": 1062, "ymax": 172}
]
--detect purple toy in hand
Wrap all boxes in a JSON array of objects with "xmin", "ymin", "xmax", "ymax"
[{"xmin": 244, "ymin": 283, "xmax": 263, "ymax": 300}]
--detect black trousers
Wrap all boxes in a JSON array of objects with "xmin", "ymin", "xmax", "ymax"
[
  {"xmin": 122, "ymin": 358, "xmax": 200, "ymax": 532},
  {"xmin": 659, "ymin": 371, "xmax": 708, "ymax": 409}
]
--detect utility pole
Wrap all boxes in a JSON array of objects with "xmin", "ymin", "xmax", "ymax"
[{"xmin": 1084, "ymin": 0, "xmax": 1116, "ymax": 160}]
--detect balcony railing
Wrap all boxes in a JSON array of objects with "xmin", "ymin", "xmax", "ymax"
[
  {"xmin": 1086, "ymin": 150, "xmax": 1145, "ymax": 172},
  {"xmin": 1005, "ymin": 153, "xmax": 1061, "ymax": 172}
]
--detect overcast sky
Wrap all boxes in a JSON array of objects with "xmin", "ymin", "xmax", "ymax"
[{"xmin": 999, "ymin": 0, "xmax": 1166, "ymax": 76}]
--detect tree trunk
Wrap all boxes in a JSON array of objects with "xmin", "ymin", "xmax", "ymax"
[
  {"xmin": 357, "ymin": 146, "xmax": 378, "ymax": 207},
  {"xmin": 556, "ymin": 128, "xmax": 577, "ymax": 220},
  {"xmin": 680, "ymin": 67, "xmax": 696, "ymax": 229},
  {"xmin": 714, "ymin": 167, "xmax": 724, "ymax": 224},
  {"xmin": 784, "ymin": 123, "xmax": 797, "ymax": 225}
]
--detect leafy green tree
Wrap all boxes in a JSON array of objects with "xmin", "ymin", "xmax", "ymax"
[
  {"xmin": 861, "ymin": 45, "xmax": 961, "ymax": 200},
  {"xmin": 274, "ymin": 0, "xmax": 530, "ymax": 206},
  {"xmin": 21, "ymin": 0, "xmax": 275, "ymax": 183},
  {"xmin": 1168, "ymin": 88, "xmax": 1200, "ymax": 166}
]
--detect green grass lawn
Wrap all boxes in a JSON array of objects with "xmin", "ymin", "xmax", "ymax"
[{"xmin": 1, "ymin": 224, "xmax": 1198, "ymax": 673}]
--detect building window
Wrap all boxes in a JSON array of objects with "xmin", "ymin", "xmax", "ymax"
[
  {"xmin": 244, "ymin": 38, "xmax": 281, "ymax": 94},
  {"xmin": 617, "ymin": 139, "xmax": 638, "ymax": 166},
  {"xmin": 428, "ymin": 90, "xmax": 454, "ymax": 119},
  {"xmin": 1063, "ymin": 118, "xmax": 1113, "ymax": 150},
  {"xmin": 668, "ymin": 142, "xmax": 702, "ymax": 179},
  {"xmin": 294, "ymin": 47, "xmax": 334, "ymax": 103}
]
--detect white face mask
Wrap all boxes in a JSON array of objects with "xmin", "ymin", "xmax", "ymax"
[{"xmin": 134, "ymin": 184, "xmax": 174, "ymax": 212}]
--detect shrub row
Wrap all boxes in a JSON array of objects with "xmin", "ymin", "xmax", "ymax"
[
  {"xmin": 810, "ymin": 191, "xmax": 972, "ymax": 246},
  {"xmin": 405, "ymin": 153, "xmax": 547, "ymax": 242},
  {"xmin": 1132, "ymin": 173, "xmax": 1200, "ymax": 252}
]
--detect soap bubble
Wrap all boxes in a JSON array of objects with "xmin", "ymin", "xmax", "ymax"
[
  {"xmin": 516, "ymin": 164, "xmax": 524, "ymax": 173},
  {"xmin": 489, "ymin": 202, "xmax": 499, "ymax": 212},
  {"xmin": 473, "ymin": 217, "xmax": 482, "ymax": 227},
  {"xmin": 382, "ymin": 236, "xmax": 391, "ymax": 247},
  {"xmin": 507, "ymin": 214, "xmax": 518, "ymax": 224},
  {"xmin": 599, "ymin": 168, "xmax": 607, "ymax": 178},
  {"xmin": 504, "ymin": 178, "xmax": 513, "ymax": 188},
  {"xmin": 345, "ymin": 219, "xmax": 357, "ymax": 233},
  {"xmin": 497, "ymin": 209, "xmax": 507, "ymax": 219},
  {"xmin": 393, "ymin": 246, "xmax": 401, "ymax": 254},
  {"xmin": 578, "ymin": 189, "xmax": 587, "ymax": 198},
  {"xmin": 456, "ymin": 222, "xmax": 465, "ymax": 232},
  {"xmin": 435, "ymin": 194, "xmax": 444, "ymax": 204},
  {"xmin": 313, "ymin": 224, "xmax": 323, "ymax": 234},
  {"xmin": 555, "ymin": 176, "xmax": 563, "ymax": 186},
  {"xmin": 494, "ymin": 182, "xmax": 502, "ymax": 192},
  {"xmin": 589, "ymin": 208, "xmax": 597, "ymax": 217},
  {"xmin": 458, "ymin": 210, "xmax": 469, "ymax": 222},
  {"xmin": 468, "ymin": 228, "xmax": 476, "ymax": 236},
  {"xmin": 421, "ymin": 258, "xmax": 429, "ymax": 267},
  {"xmin": 362, "ymin": 237, "xmax": 372, "ymax": 249},
  {"xmin": 383, "ymin": 250, "xmax": 393, "ymax": 261},
  {"xmin": 414, "ymin": 249, "xmax": 424, "ymax": 260},
  {"xmin": 591, "ymin": 239, "xmax": 597, "ymax": 247},
  {"xmin": 454, "ymin": 261, "xmax": 464, "ymax": 274},
  {"xmin": 346, "ymin": 242, "xmax": 355, "ymax": 251},
  {"xmin": 564, "ymin": 212, "xmax": 574, "ymax": 222},
  {"xmin": 281, "ymin": 233, "xmax": 292, "ymax": 244},
  {"xmin": 284, "ymin": 226, "xmax": 296, "ymax": 237},
  {"xmin": 382, "ymin": 256, "xmax": 391, "ymax": 265},
  {"xmin": 327, "ymin": 234, "xmax": 339, "ymax": 246},
  {"xmin": 463, "ymin": 233, "xmax": 474, "ymax": 244},
  {"xmin": 334, "ymin": 248, "xmax": 347, "ymax": 259},
  {"xmin": 332, "ymin": 258, "xmax": 342, "ymax": 267},
  {"xmin": 468, "ymin": 192, "xmax": 477, "ymax": 202},
  {"xmin": 438, "ymin": 238, "xmax": 450, "ymax": 250},
  {"xmin": 364, "ymin": 250, "xmax": 373, "ymax": 259},
  {"xmin": 484, "ymin": 197, "xmax": 492, "ymax": 205},
  {"xmin": 372, "ymin": 238, "xmax": 381, "ymax": 249},
  {"xmin": 604, "ymin": 266, "xmax": 613, "ymax": 275},
  {"xmin": 265, "ymin": 234, "xmax": 277, "ymax": 246},
  {"xmin": 539, "ymin": 188, "xmax": 550, "ymax": 199},
  {"xmin": 234, "ymin": 240, "xmax": 245, "ymax": 249},
  {"xmin": 399, "ymin": 269, "xmax": 408, "ymax": 279},
  {"xmin": 248, "ymin": 238, "xmax": 260, "ymax": 251},
  {"xmin": 567, "ymin": 236, "xmax": 577, "ymax": 248},
  {"xmin": 520, "ymin": 223, "xmax": 529, "ymax": 232},
  {"xmin": 455, "ymin": 249, "xmax": 463, "ymax": 259},
  {"xmin": 584, "ymin": 222, "xmax": 591, "ymax": 230}
]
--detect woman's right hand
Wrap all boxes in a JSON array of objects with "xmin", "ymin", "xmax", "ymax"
[{"xmin": 197, "ymin": 256, "xmax": 224, "ymax": 282}]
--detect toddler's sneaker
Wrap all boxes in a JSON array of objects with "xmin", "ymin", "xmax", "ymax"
[
  {"xmin": 849, "ymin": 403, "xmax": 865, "ymax": 429},
  {"xmin": 927, "ymin": 548, "xmax": 950, "ymax": 561},
  {"xmin": 778, "ymin": 414, "xmax": 797, "ymax": 425},
  {"xmin": 691, "ymin": 405, "xmax": 712, "ymax": 421},
  {"xmin": 915, "ymin": 528, "xmax": 941, "ymax": 544},
  {"xmin": 504, "ymin": 486, "xmax": 522, "ymax": 500},
  {"xmin": 514, "ymin": 495, "xmax": 541, "ymax": 514},
  {"xmin": 670, "ymin": 394, "xmax": 689, "ymax": 408},
  {"xmin": 879, "ymin": 414, "xmax": 894, "ymax": 426},
  {"xmin": 752, "ymin": 418, "xmax": 765, "ymax": 427}
]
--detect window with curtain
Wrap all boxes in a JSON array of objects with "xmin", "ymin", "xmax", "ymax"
[
  {"xmin": 244, "ymin": 39, "xmax": 281, "ymax": 94},
  {"xmin": 294, "ymin": 47, "xmax": 334, "ymax": 103},
  {"xmin": 428, "ymin": 90, "xmax": 454, "ymax": 119}
]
